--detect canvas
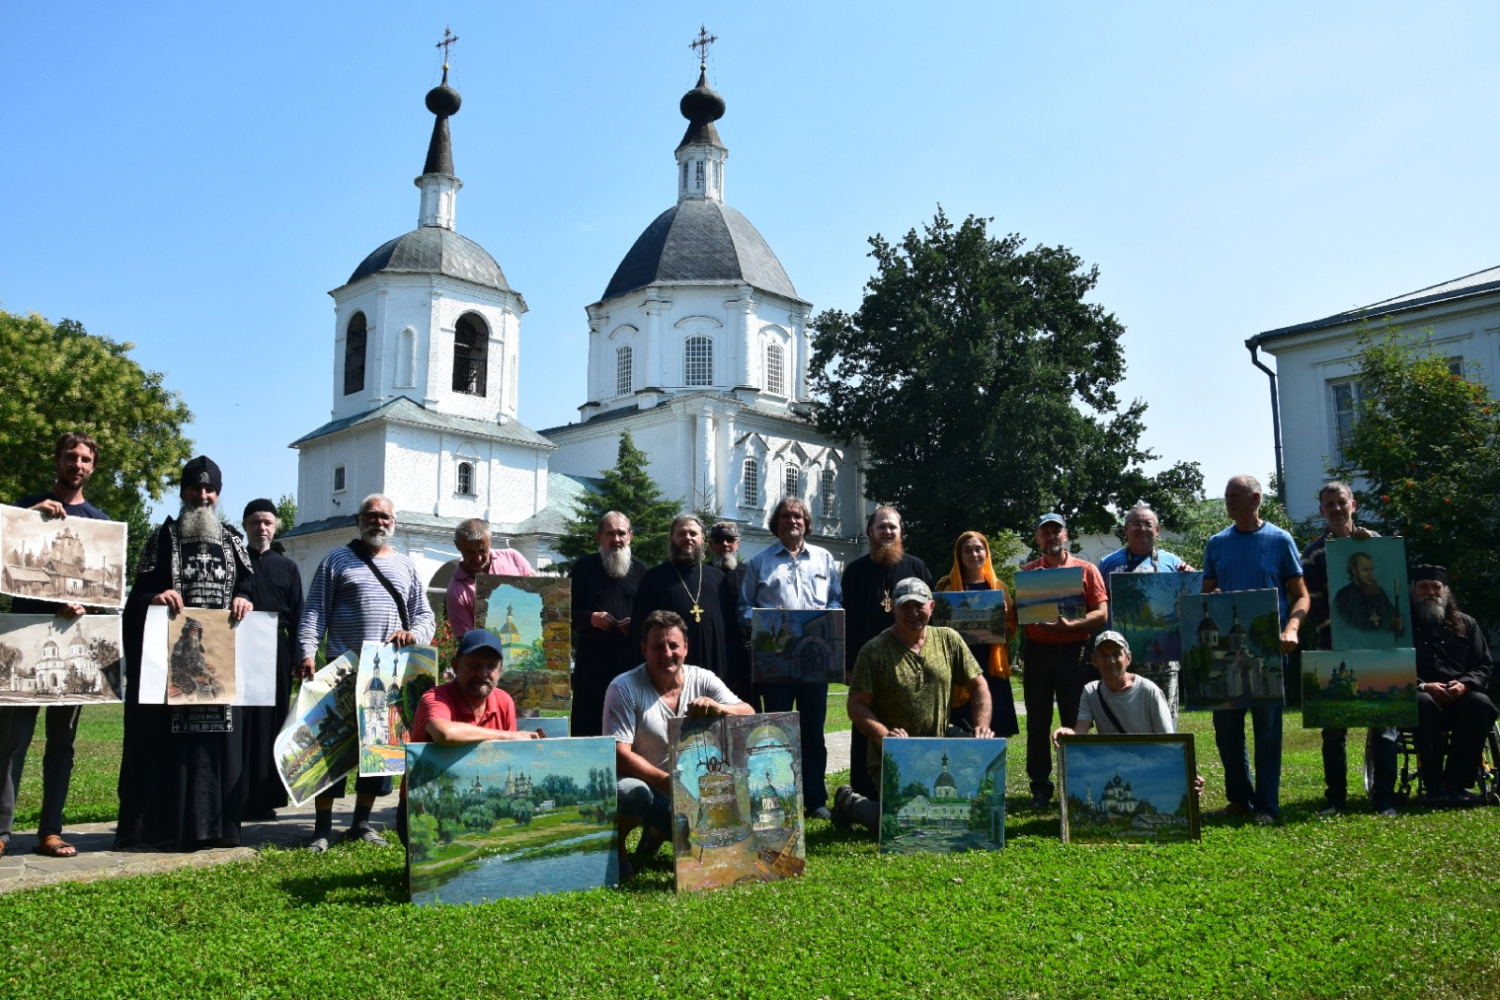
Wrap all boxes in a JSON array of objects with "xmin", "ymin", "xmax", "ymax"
[
  {"xmin": 931, "ymin": 589, "xmax": 1008, "ymax": 645},
  {"xmin": 274, "ymin": 652, "xmax": 359, "ymax": 805},
  {"xmin": 750, "ymin": 609, "xmax": 845, "ymax": 684},
  {"xmin": 474, "ymin": 574, "xmax": 572, "ymax": 713},
  {"xmin": 669, "ymin": 711, "xmax": 806, "ymax": 890},
  {"xmin": 1326, "ymin": 537, "xmax": 1412, "ymax": 651},
  {"xmin": 1176, "ymin": 589, "xmax": 1285, "ymax": 709},
  {"xmin": 0, "ymin": 505, "xmax": 127, "ymax": 610},
  {"xmin": 518, "ymin": 716, "xmax": 571, "ymax": 738},
  {"xmin": 1014, "ymin": 566, "xmax": 1085, "ymax": 626},
  {"xmin": 1107, "ymin": 572, "xmax": 1204, "ymax": 665},
  {"xmin": 878, "ymin": 737, "xmax": 1007, "ymax": 855},
  {"xmin": 137, "ymin": 607, "xmax": 279, "ymax": 706},
  {"xmin": 405, "ymin": 737, "xmax": 619, "ymax": 905},
  {"xmin": 1057, "ymin": 734, "xmax": 1199, "ymax": 844},
  {"xmin": 1301, "ymin": 649, "xmax": 1419, "ymax": 729},
  {"xmin": 0, "ymin": 613, "xmax": 123, "ymax": 705},
  {"xmin": 357, "ymin": 643, "xmax": 440, "ymax": 776}
]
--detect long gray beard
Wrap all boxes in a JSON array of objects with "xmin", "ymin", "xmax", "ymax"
[
  {"xmin": 178, "ymin": 503, "xmax": 223, "ymax": 544},
  {"xmin": 713, "ymin": 553, "xmax": 738, "ymax": 573},
  {"xmin": 1416, "ymin": 596, "xmax": 1448, "ymax": 624},
  {"xmin": 601, "ymin": 546, "xmax": 632, "ymax": 580}
]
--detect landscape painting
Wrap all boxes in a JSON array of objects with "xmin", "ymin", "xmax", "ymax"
[
  {"xmin": 475, "ymin": 574, "xmax": 572, "ymax": 713},
  {"xmin": 878, "ymin": 738, "xmax": 1007, "ymax": 855},
  {"xmin": 931, "ymin": 589, "xmax": 1008, "ymax": 645},
  {"xmin": 165, "ymin": 609, "xmax": 238, "ymax": 705},
  {"xmin": 0, "ymin": 613, "xmax": 123, "ymax": 705},
  {"xmin": 1301, "ymin": 649, "xmax": 1419, "ymax": 729},
  {"xmin": 406, "ymin": 737, "xmax": 618, "ymax": 905},
  {"xmin": 275, "ymin": 652, "xmax": 359, "ymax": 805},
  {"xmin": 0, "ymin": 505, "xmax": 127, "ymax": 610},
  {"xmin": 1058, "ymin": 734, "xmax": 1199, "ymax": 844},
  {"xmin": 669, "ymin": 711, "xmax": 805, "ymax": 891},
  {"xmin": 1108, "ymin": 572, "xmax": 1204, "ymax": 664},
  {"xmin": 1177, "ymin": 589, "xmax": 1284, "ymax": 709},
  {"xmin": 750, "ymin": 609, "xmax": 845, "ymax": 684},
  {"xmin": 358, "ymin": 642, "xmax": 440, "ymax": 776},
  {"xmin": 1014, "ymin": 567, "xmax": 1085, "ymax": 626},
  {"xmin": 1326, "ymin": 537, "xmax": 1412, "ymax": 651}
]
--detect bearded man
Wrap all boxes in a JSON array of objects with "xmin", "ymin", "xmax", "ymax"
[
  {"xmin": 630, "ymin": 516, "xmax": 739, "ymax": 691},
  {"xmin": 117, "ymin": 456, "xmax": 254, "ymax": 850},
  {"xmin": 570, "ymin": 512, "xmax": 648, "ymax": 737},
  {"xmin": 839, "ymin": 505, "xmax": 933, "ymax": 797},
  {"xmin": 1410, "ymin": 566, "xmax": 1496, "ymax": 801},
  {"xmin": 240, "ymin": 498, "xmax": 303, "ymax": 820}
]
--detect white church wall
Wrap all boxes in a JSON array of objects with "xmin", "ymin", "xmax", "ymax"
[{"xmin": 295, "ymin": 427, "xmax": 388, "ymax": 525}]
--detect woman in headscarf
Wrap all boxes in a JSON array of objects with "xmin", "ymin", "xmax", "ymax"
[{"xmin": 936, "ymin": 531, "xmax": 1020, "ymax": 737}]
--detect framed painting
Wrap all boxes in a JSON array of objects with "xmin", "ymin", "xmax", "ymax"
[
  {"xmin": 878, "ymin": 737, "xmax": 1007, "ymax": 854},
  {"xmin": 475, "ymin": 574, "xmax": 572, "ymax": 712},
  {"xmin": 1057, "ymin": 733, "xmax": 1199, "ymax": 844}
]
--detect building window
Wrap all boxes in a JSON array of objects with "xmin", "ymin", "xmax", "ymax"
[
  {"xmin": 616, "ymin": 345, "xmax": 633, "ymax": 397},
  {"xmin": 695, "ymin": 161, "xmax": 704, "ymax": 189},
  {"xmin": 457, "ymin": 461, "xmax": 474, "ymax": 496},
  {"xmin": 1331, "ymin": 379, "xmax": 1366, "ymax": 465},
  {"xmin": 681, "ymin": 162, "xmax": 688, "ymax": 191},
  {"xmin": 343, "ymin": 313, "xmax": 367, "ymax": 396},
  {"xmin": 821, "ymin": 469, "xmax": 837, "ymax": 519},
  {"xmin": 766, "ymin": 344, "xmax": 786, "ymax": 396},
  {"xmin": 333, "ymin": 465, "xmax": 346, "ymax": 493},
  {"xmin": 1447, "ymin": 355, "xmax": 1465, "ymax": 376},
  {"xmin": 685, "ymin": 336, "xmax": 712, "ymax": 386},
  {"xmin": 452, "ymin": 313, "xmax": 488, "ymax": 396},
  {"xmin": 784, "ymin": 464, "xmax": 800, "ymax": 500},
  {"xmin": 743, "ymin": 459, "xmax": 759, "ymax": 507}
]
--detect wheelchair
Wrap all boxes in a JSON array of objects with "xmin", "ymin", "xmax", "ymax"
[{"xmin": 1365, "ymin": 721, "xmax": 1500, "ymax": 805}]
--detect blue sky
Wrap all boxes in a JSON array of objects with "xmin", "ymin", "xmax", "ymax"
[{"xmin": 4, "ymin": 3, "xmax": 1498, "ymax": 523}]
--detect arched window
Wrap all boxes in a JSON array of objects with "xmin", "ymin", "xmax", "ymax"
[
  {"xmin": 765, "ymin": 344, "xmax": 786, "ymax": 396},
  {"xmin": 784, "ymin": 464, "xmax": 800, "ymax": 500},
  {"xmin": 685, "ymin": 336, "xmax": 713, "ymax": 386},
  {"xmin": 452, "ymin": 313, "xmax": 488, "ymax": 396},
  {"xmin": 616, "ymin": 345, "xmax": 633, "ymax": 397},
  {"xmin": 457, "ymin": 461, "xmax": 474, "ymax": 496},
  {"xmin": 742, "ymin": 459, "xmax": 759, "ymax": 507},
  {"xmin": 821, "ymin": 468, "xmax": 837, "ymax": 519},
  {"xmin": 343, "ymin": 312, "xmax": 367, "ymax": 396}
]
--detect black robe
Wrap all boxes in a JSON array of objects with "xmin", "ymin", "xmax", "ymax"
[
  {"xmin": 630, "ymin": 560, "xmax": 740, "ymax": 691},
  {"xmin": 570, "ymin": 553, "xmax": 647, "ymax": 737},
  {"xmin": 840, "ymin": 553, "xmax": 934, "ymax": 677},
  {"xmin": 117, "ymin": 518, "xmax": 254, "ymax": 850},
  {"xmin": 243, "ymin": 547, "xmax": 303, "ymax": 816}
]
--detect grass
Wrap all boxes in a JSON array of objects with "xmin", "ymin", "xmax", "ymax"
[{"xmin": 7, "ymin": 703, "xmax": 1500, "ymax": 997}]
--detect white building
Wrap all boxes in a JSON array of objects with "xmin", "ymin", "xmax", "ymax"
[{"xmin": 1247, "ymin": 266, "xmax": 1500, "ymax": 521}]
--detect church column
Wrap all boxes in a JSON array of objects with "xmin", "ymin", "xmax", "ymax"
[
  {"xmin": 370, "ymin": 288, "xmax": 390, "ymax": 405},
  {"xmin": 425, "ymin": 289, "xmax": 445, "ymax": 406},
  {"xmin": 695, "ymin": 405, "xmax": 717, "ymax": 510},
  {"xmin": 643, "ymin": 296, "xmax": 670, "ymax": 389},
  {"xmin": 790, "ymin": 308, "xmax": 811, "ymax": 401}
]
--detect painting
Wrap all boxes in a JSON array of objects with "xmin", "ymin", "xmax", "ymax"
[
  {"xmin": 137, "ymin": 607, "xmax": 278, "ymax": 706},
  {"xmin": 750, "ymin": 609, "xmax": 845, "ymax": 684},
  {"xmin": 1058, "ymin": 734, "xmax": 1199, "ymax": 844},
  {"xmin": 1107, "ymin": 572, "xmax": 1204, "ymax": 665},
  {"xmin": 358, "ymin": 643, "xmax": 440, "ymax": 776},
  {"xmin": 878, "ymin": 738, "xmax": 1007, "ymax": 854},
  {"xmin": 406, "ymin": 737, "xmax": 618, "ymax": 905},
  {"xmin": 0, "ymin": 505, "xmax": 127, "ymax": 610},
  {"xmin": 0, "ymin": 613, "xmax": 123, "ymax": 705},
  {"xmin": 474, "ymin": 574, "xmax": 572, "ymax": 713},
  {"xmin": 1326, "ymin": 537, "xmax": 1412, "ymax": 651},
  {"xmin": 521, "ymin": 716, "xmax": 571, "ymax": 738},
  {"xmin": 1176, "ymin": 589, "xmax": 1285, "ymax": 709},
  {"xmin": 931, "ymin": 589, "xmax": 1008, "ymax": 645},
  {"xmin": 274, "ymin": 652, "xmax": 359, "ymax": 805},
  {"xmin": 1014, "ymin": 566, "xmax": 1085, "ymax": 626},
  {"xmin": 669, "ymin": 711, "xmax": 805, "ymax": 890},
  {"xmin": 1301, "ymin": 649, "xmax": 1419, "ymax": 729}
]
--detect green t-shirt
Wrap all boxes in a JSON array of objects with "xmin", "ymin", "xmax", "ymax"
[{"xmin": 850, "ymin": 626, "xmax": 981, "ymax": 778}]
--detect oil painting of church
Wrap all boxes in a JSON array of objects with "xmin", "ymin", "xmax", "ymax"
[
  {"xmin": 473, "ymin": 574, "xmax": 571, "ymax": 714},
  {"xmin": 931, "ymin": 590, "xmax": 1008, "ymax": 646},
  {"xmin": 878, "ymin": 738, "xmax": 1007, "ymax": 855},
  {"xmin": 750, "ymin": 608, "xmax": 844, "ymax": 684},
  {"xmin": 1, "ymin": 506, "xmax": 127, "ymax": 610},
  {"xmin": 1057, "ymin": 734, "xmax": 1199, "ymax": 844},
  {"xmin": 0, "ymin": 614, "xmax": 123, "ymax": 705},
  {"xmin": 275, "ymin": 652, "xmax": 360, "ymax": 806},
  {"xmin": 1177, "ymin": 590, "xmax": 1284, "ymax": 709},
  {"xmin": 1300, "ymin": 649, "xmax": 1419, "ymax": 729},
  {"xmin": 357, "ymin": 642, "xmax": 440, "ymax": 776}
]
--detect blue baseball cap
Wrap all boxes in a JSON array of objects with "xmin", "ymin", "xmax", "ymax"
[
  {"xmin": 1036, "ymin": 513, "xmax": 1066, "ymax": 530},
  {"xmin": 455, "ymin": 630, "xmax": 504, "ymax": 658}
]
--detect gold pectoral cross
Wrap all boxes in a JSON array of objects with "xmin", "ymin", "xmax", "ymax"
[
  {"xmin": 1369, "ymin": 612, "xmax": 1382, "ymax": 628},
  {"xmin": 881, "ymin": 590, "xmax": 893, "ymax": 613},
  {"xmin": 690, "ymin": 603, "xmax": 704, "ymax": 623}
]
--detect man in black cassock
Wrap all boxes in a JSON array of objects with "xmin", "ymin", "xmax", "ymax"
[
  {"xmin": 839, "ymin": 505, "xmax": 933, "ymax": 797},
  {"xmin": 570, "ymin": 512, "xmax": 647, "ymax": 737},
  {"xmin": 708, "ymin": 521, "xmax": 752, "ymax": 702},
  {"xmin": 240, "ymin": 498, "xmax": 302, "ymax": 820},
  {"xmin": 117, "ymin": 456, "xmax": 254, "ymax": 850},
  {"xmin": 631, "ymin": 515, "xmax": 739, "ymax": 692}
]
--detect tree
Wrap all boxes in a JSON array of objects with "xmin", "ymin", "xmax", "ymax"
[
  {"xmin": 1330, "ymin": 334, "xmax": 1500, "ymax": 634},
  {"xmin": 808, "ymin": 210, "xmax": 1201, "ymax": 558},
  {"xmin": 0, "ymin": 311, "xmax": 193, "ymax": 570},
  {"xmin": 272, "ymin": 493, "xmax": 297, "ymax": 554},
  {"xmin": 554, "ymin": 431, "xmax": 681, "ymax": 571}
]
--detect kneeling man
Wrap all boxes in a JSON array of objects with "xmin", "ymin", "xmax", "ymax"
[
  {"xmin": 603, "ymin": 610, "xmax": 750, "ymax": 878},
  {"xmin": 411, "ymin": 630, "xmax": 548, "ymax": 746}
]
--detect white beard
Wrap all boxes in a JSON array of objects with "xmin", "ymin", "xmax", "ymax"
[
  {"xmin": 713, "ymin": 553, "xmax": 738, "ymax": 573},
  {"xmin": 1416, "ymin": 595, "xmax": 1448, "ymax": 624},
  {"xmin": 601, "ymin": 546, "xmax": 633, "ymax": 579},
  {"xmin": 178, "ymin": 503, "xmax": 223, "ymax": 544},
  {"xmin": 362, "ymin": 526, "xmax": 392, "ymax": 550}
]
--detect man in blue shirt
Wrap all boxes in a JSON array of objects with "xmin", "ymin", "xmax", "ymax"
[
  {"xmin": 1098, "ymin": 504, "xmax": 1193, "ymax": 576},
  {"xmin": 1200, "ymin": 475, "xmax": 1309, "ymax": 824}
]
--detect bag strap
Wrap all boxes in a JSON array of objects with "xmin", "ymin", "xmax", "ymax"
[
  {"xmin": 1094, "ymin": 686, "xmax": 1127, "ymax": 734},
  {"xmin": 346, "ymin": 540, "xmax": 410, "ymax": 632}
]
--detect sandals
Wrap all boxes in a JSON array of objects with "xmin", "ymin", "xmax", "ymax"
[{"xmin": 36, "ymin": 835, "xmax": 78, "ymax": 858}]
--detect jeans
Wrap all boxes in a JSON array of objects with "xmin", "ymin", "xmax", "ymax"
[
  {"xmin": 1021, "ymin": 639, "xmax": 1092, "ymax": 798},
  {"xmin": 616, "ymin": 778, "xmax": 672, "ymax": 836},
  {"xmin": 1213, "ymin": 703, "xmax": 1283, "ymax": 817},
  {"xmin": 759, "ymin": 682, "xmax": 828, "ymax": 810},
  {"xmin": 0, "ymin": 705, "xmax": 81, "ymax": 840}
]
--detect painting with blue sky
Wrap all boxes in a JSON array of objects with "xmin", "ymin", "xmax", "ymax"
[
  {"xmin": 1014, "ymin": 567, "xmax": 1085, "ymax": 626},
  {"xmin": 879, "ymin": 737, "xmax": 1007, "ymax": 855},
  {"xmin": 1058, "ymin": 734, "xmax": 1198, "ymax": 844},
  {"xmin": 1108, "ymin": 572, "xmax": 1204, "ymax": 664}
]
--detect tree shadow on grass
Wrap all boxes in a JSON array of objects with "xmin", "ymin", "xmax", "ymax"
[{"xmin": 278, "ymin": 865, "xmax": 407, "ymax": 907}]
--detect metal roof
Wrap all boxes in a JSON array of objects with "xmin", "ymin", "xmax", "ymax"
[
  {"xmin": 1252, "ymin": 265, "xmax": 1500, "ymax": 344},
  {"xmin": 347, "ymin": 226, "xmax": 511, "ymax": 292},
  {"xmin": 290, "ymin": 396, "xmax": 556, "ymax": 450}
]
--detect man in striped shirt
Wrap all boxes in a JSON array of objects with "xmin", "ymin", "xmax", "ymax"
[{"xmin": 297, "ymin": 494, "xmax": 435, "ymax": 851}]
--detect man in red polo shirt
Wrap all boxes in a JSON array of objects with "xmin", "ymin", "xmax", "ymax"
[{"xmin": 411, "ymin": 630, "xmax": 547, "ymax": 745}]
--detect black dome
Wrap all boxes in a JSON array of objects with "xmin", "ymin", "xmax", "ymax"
[
  {"xmin": 348, "ymin": 227, "xmax": 510, "ymax": 292},
  {"xmin": 601, "ymin": 200, "xmax": 800, "ymax": 302}
]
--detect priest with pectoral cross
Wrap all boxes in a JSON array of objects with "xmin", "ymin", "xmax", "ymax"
[{"xmin": 630, "ymin": 515, "xmax": 740, "ymax": 693}]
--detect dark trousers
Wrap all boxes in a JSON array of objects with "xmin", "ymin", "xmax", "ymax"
[
  {"xmin": 0, "ymin": 705, "xmax": 81, "ymax": 840},
  {"xmin": 1322, "ymin": 726, "xmax": 1399, "ymax": 810},
  {"xmin": 849, "ymin": 726, "xmax": 877, "ymax": 798},
  {"xmin": 1416, "ymin": 690, "xmax": 1498, "ymax": 791},
  {"xmin": 1021, "ymin": 639, "xmax": 1091, "ymax": 798},
  {"xmin": 760, "ymin": 682, "xmax": 828, "ymax": 811}
]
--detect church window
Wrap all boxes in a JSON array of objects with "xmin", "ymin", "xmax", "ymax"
[
  {"xmin": 616, "ymin": 345, "xmax": 633, "ymax": 397},
  {"xmin": 766, "ymin": 344, "xmax": 786, "ymax": 396},
  {"xmin": 452, "ymin": 313, "xmax": 488, "ymax": 396},
  {"xmin": 457, "ymin": 461, "xmax": 474, "ymax": 496},
  {"xmin": 743, "ymin": 459, "xmax": 759, "ymax": 506},
  {"xmin": 695, "ymin": 161, "xmax": 704, "ymax": 189},
  {"xmin": 681, "ymin": 162, "xmax": 689, "ymax": 191},
  {"xmin": 343, "ymin": 312, "xmax": 367, "ymax": 396},
  {"xmin": 784, "ymin": 464, "xmax": 800, "ymax": 500},
  {"xmin": 333, "ymin": 465, "xmax": 346, "ymax": 493},
  {"xmin": 685, "ymin": 336, "xmax": 713, "ymax": 386},
  {"xmin": 821, "ymin": 469, "xmax": 837, "ymax": 519}
]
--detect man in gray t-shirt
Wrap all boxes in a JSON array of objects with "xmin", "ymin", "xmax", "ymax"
[{"xmin": 603, "ymin": 609, "xmax": 750, "ymax": 878}]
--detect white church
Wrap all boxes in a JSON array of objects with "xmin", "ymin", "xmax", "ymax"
[{"xmin": 279, "ymin": 52, "xmax": 867, "ymax": 588}]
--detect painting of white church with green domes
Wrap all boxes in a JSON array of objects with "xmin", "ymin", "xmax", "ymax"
[
  {"xmin": 878, "ymin": 738, "xmax": 1007, "ymax": 855},
  {"xmin": 474, "ymin": 574, "xmax": 571, "ymax": 713},
  {"xmin": 1058, "ymin": 734, "xmax": 1199, "ymax": 844}
]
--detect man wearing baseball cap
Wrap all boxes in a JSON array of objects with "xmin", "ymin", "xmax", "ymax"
[{"xmin": 1053, "ymin": 631, "xmax": 1173, "ymax": 739}]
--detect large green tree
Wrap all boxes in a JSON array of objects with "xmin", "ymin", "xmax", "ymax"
[
  {"xmin": 554, "ymin": 431, "xmax": 681, "ymax": 572},
  {"xmin": 1330, "ymin": 335, "xmax": 1500, "ymax": 633},
  {"xmin": 0, "ymin": 311, "xmax": 193, "ymax": 569},
  {"xmin": 809, "ymin": 210, "xmax": 1201, "ymax": 557}
]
